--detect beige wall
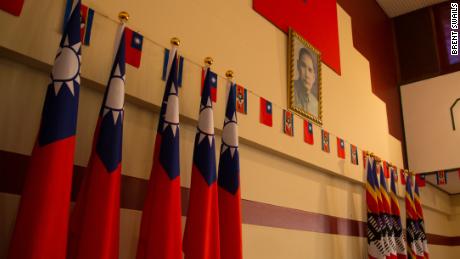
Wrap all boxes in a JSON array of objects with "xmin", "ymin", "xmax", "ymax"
[
  {"xmin": 401, "ymin": 71, "xmax": 460, "ymax": 172},
  {"xmin": 0, "ymin": 0, "xmax": 459, "ymax": 258}
]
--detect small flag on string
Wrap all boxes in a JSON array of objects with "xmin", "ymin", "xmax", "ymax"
[
  {"xmin": 362, "ymin": 151, "xmax": 367, "ymax": 168},
  {"xmin": 283, "ymin": 110, "xmax": 294, "ymax": 136},
  {"xmin": 350, "ymin": 144, "xmax": 358, "ymax": 165},
  {"xmin": 80, "ymin": 4, "xmax": 94, "ymax": 46},
  {"xmin": 0, "ymin": 0, "xmax": 24, "ymax": 16},
  {"xmin": 201, "ymin": 69, "xmax": 218, "ymax": 102},
  {"xmin": 236, "ymin": 85, "xmax": 247, "ymax": 114},
  {"xmin": 383, "ymin": 161, "xmax": 389, "ymax": 178},
  {"xmin": 260, "ymin": 97, "xmax": 272, "ymax": 127},
  {"xmin": 393, "ymin": 166, "xmax": 398, "ymax": 182},
  {"xmin": 162, "ymin": 48, "xmax": 184, "ymax": 86},
  {"xmin": 303, "ymin": 120, "xmax": 314, "ymax": 145},
  {"xmin": 400, "ymin": 169, "xmax": 406, "ymax": 185},
  {"xmin": 436, "ymin": 171, "xmax": 447, "ymax": 185},
  {"xmin": 321, "ymin": 130, "xmax": 330, "ymax": 153},
  {"xmin": 336, "ymin": 137, "xmax": 345, "ymax": 159},
  {"xmin": 415, "ymin": 174, "xmax": 426, "ymax": 187},
  {"xmin": 124, "ymin": 27, "xmax": 143, "ymax": 68}
]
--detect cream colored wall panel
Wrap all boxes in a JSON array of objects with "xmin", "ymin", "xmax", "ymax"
[{"xmin": 428, "ymin": 244, "xmax": 460, "ymax": 259}]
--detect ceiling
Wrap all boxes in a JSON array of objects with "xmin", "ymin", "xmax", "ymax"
[
  {"xmin": 424, "ymin": 171, "xmax": 460, "ymax": 195},
  {"xmin": 376, "ymin": 0, "xmax": 448, "ymax": 17}
]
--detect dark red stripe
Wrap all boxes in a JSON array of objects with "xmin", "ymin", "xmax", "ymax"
[{"xmin": 1, "ymin": 150, "xmax": 459, "ymax": 245}]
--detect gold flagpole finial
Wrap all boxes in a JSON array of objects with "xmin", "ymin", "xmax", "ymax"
[
  {"xmin": 226, "ymin": 70, "xmax": 234, "ymax": 79},
  {"xmin": 204, "ymin": 57, "xmax": 214, "ymax": 66},
  {"xmin": 170, "ymin": 37, "xmax": 180, "ymax": 47},
  {"xmin": 118, "ymin": 11, "xmax": 129, "ymax": 23}
]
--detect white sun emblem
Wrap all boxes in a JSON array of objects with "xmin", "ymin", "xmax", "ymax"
[
  {"xmin": 102, "ymin": 64, "xmax": 125, "ymax": 124},
  {"xmin": 162, "ymin": 86, "xmax": 179, "ymax": 136},
  {"xmin": 51, "ymin": 36, "xmax": 81, "ymax": 96},
  {"xmin": 197, "ymin": 97, "xmax": 214, "ymax": 146},
  {"xmin": 221, "ymin": 111, "xmax": 238, "ymax": 157}
]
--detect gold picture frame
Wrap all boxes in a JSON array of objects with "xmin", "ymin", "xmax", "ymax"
[{"xmin": 288, "ymin": 28, "xmax": 322, "ymax": 125}]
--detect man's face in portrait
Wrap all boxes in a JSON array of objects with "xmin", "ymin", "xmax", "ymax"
[{"xmin": 297, "ymin": 52, "xmax": 316, "ymax": 93}]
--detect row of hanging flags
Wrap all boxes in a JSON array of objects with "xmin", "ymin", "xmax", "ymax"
[
  {"xmin": 365, "ymin": 154, "xmax": 429, "ymax": 259},
  {"xmin": 7, "ymin": 2, "xmax": 242, "ymax": 259},
  {"xmin": 4, "ymin": 2, "xmax": 436, "ymax": 259}
]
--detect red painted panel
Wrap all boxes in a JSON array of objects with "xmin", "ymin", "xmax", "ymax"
[{"xmin": 253, "ymin": 0, "xmax": 341, "ymax": 74}]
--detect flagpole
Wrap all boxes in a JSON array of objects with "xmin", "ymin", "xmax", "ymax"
[{"xmin": 111, "ymin": 11, "xmax": 129, "ymax": 64}]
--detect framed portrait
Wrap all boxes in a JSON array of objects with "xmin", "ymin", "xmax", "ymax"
[{"xmin": 288, "ymin": 28, "xmax": 322, "ymax": 125}]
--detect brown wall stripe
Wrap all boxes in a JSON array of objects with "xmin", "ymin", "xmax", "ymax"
[{"xmin": 1, "ymin": 150, "xmax": 459, "ymax": 245}]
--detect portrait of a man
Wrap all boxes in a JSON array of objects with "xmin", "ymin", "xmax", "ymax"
[{"xmin": 288, "ymin": 29, "xmax": 322, "ymax": 125}]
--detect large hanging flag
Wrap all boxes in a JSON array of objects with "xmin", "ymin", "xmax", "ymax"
[
  {"xmin": 303, "ymin": 120, "xmax": 314, "ymax": 145},
  {"xmin": 7, "ymin": 2, "xmax": 81, "ymax": 258},
  {"xmin": 283, "ymin": 110, "xmax": 294, "ymax": 136},
  {"xmin": 68, "ymin": 23, "xmax": 125, "ymax": 259},
  {"xmin": 375, "ymin": 164, "xmax": 391, "ymax": 259},
  {"xmin": 136, "ymin": 43, "xmax": 182, "ymax": 259},
  {"xmin": 379, "ymin": 164, "xmax": 397, "ymax": 259},
  {"xmin": 218, "ymin": 79, "xmax": 243, "ymax": 259},
  {"xmin": 236, "ymin": 84, "xmax": 247, "ymax": 114},
  {"xmin": 124, "ymin": 27, "xmax": 143, "ymax": 68},
  {"xmin": 414, "ymin": 182, "xmax": 429, "ymax": 259},
  {"xmin": 259, "ymin": 97, "xmax": 272, "ymax": 127},
  {"xmin": 321, "ymin": 129, "xmax": 330, "ymax": 153},
  {"xmin": 350, "ymin": 144, "xmax": 358, "ymax": 165},
  {"xmin": 0, "ymin": 0, "xmax": 24, "ymax": 16},
  {"xmin": 183, "ymin": 65, "xmax": 220, "ymax": 259},
  {"xmin": 336, "ymin": 137, "xmax": 345, "ymax": 159},
  {"xmin": 366, "ymin": 157, "xmax": 386, "ymax": 259},
  {"xmin": 405, "ymin": 175, "xmax": 424, "ymax": 259},
  {"xmin": 436, "ymin": 171, "xmax": 447, "ymax": 185},
  {"xmin": 389, "ymin": 168, "xmax": 407, "ymax": 259}
]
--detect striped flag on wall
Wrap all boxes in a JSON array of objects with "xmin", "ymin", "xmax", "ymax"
[{"xmin": 436, "ymin": 171, "xmax": 447, "ymax": 185}]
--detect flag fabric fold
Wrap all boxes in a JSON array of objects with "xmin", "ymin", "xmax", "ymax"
[
  {"xmin": 136, "ymin": 45, "xmax": 182, "ymax": 259},
  {"xmin": 389, "ymin": 168, "xmax": 407, "ymax": 259},
  {"xmin": 375, "ymin": 164, "xmax": 391, "ymax": 258},
  {"xmin": 68, "ymin": 24, "xmax": 125, "ymax": 259},
  {"xmin": 414, "ymin": 182, "xmax": 429, "ymax": 259},
  {"xmin": 183, "ymin": 66, "xmax": 220, "ymax": 259},
  {"xmin": 7, "ymin": 2, "xmax": 81, "ymax": 258},
  {"xmin": 218, "ymin": 80, "xmax": 243, "ymax": 259},
  {"xmin": 379, "ymin": 164, "xmax": 397, "ymax": 259}
]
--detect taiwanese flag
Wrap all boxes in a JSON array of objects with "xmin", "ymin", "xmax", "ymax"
[
  {"xmin": 7, "ymin": 2, "xmax": 81, "ymax": 258},
  {"xmin": 0, "ymin": 0, "xmax": 24, "ymax": 16},
  {"xmin": 365, "ymin": 157, "xmax": 385, "ymax": 259},
  {"xmin": 201, "ymin": 69, "xmax": 218, "ymax": 102},
  {"xmin": 436, "ymin": 171, "xmax": 447, "ymax": 185},
  {"xmin": 136, "ymin": 46, "xmax": 182, "ymax": 259},
  {"xmin": 183, "ymin": 66, "xmax": 220, "ymax": 259},
  {"xmin": 218, "ymin": 81, "xmax": 243, "ymax": 259},
  {"xmin": 68, "ymin": 24, "xmax": 125, "ymax": 259},
  {"xmin": 283, "ymin": 110, "xmax": 294, "ymax": 136},
  {"xmin": 389, "ymin": 168, "xmax": 407, "ymax": 259},
  {"xmin": 414, "ymin": 182, "xmax": 429, "ymax": 258},
  {"xmin": 303, "ymin": 120, "xmax": 313, "ymax": 144},
  {"xmin": 415, "ymin": 174, "xmax": 426, "ymax": 187},
  {"xmin": 124, "ymin": 27, "xmax": 143, "ymax": 68},
  {"xmin": 336, "ymin": 137, "xmax": 345, "ymax": 159},
  {"xmin": 259, "ymin": 97, "xmax": 272, "ymax": 127},
  {"xmin": 321, "ymin": 130, "xmax": 330, "ymax": 153},
  {"xmin": 405, "ymin": 176, "xmax": 424, "ymax": 259},
  {"xmin": 379, "ymin": 164, "xmax": 397, "ymax": 259}
]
